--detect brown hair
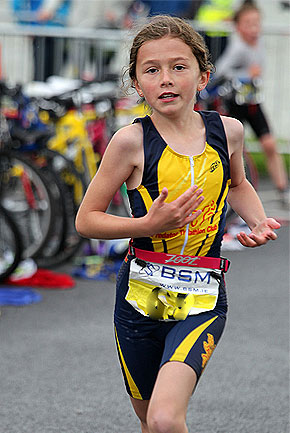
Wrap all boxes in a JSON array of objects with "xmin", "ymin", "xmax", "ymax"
[
  {"xmin": 233, "ymin": 2, "xmax": 260, "ymax": 24},
  {"xmin": 128, "ymin": 15, "xmax": 213, "ymax": 89}
]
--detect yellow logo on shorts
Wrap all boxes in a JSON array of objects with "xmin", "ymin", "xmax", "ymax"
[{"xmin": 201, "ymin": 333, "xmax": 216, "ymax": 368}]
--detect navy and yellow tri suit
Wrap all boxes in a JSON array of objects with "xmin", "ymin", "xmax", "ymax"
[{"xmin": 114, "ymin": 111, "xmax": 230, "ymax": 400}]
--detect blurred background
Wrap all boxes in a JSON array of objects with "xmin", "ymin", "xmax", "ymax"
[{"xmin": 0, "ymin": 0, "xmax": 289, "ymax": 144}]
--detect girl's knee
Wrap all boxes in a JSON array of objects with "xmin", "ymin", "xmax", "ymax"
[{"xmin": 147, "ymin": 406, "xmax": 185, "ymax": 433}]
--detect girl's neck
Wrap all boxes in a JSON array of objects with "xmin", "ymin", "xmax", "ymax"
[
  {"xmin": 151, "ymin": 110, "xmax": 198, "ymax": 134},
  {"xmin": 150, "ymin": 110, "xmax": 206, "ymax": 156}
]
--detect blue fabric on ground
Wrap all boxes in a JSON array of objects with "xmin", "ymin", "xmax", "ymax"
[
  {"xmin": 72, "ymin": 259, "xmax": 122, "ymax": 281},
  {"xmin": 0, "ymin": 287, "xmax": 42, "ymax": 306}
]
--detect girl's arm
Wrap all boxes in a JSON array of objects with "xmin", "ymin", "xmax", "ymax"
[
  {"xmin": 222, "ymin": 116, "xmax": 280, "ymax": 247},
  {"xmin": 75, "ymin": 124, "xmax": 204, "ymax": 240}
]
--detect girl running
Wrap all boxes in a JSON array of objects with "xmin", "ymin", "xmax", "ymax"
[{"xmin": 75, "ymin": 15, "xmax": 280, "ymax": 433}]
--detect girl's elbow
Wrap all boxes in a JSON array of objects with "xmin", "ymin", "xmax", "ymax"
[{"xmin": 75, "ymin": 214, "xmax": 87, "ymax": 238}]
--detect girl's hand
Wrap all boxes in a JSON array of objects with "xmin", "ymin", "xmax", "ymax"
[
  {"xmin": 145, "ymin": 186, "xmax": 204, "ymax": 235},
  {"xmin": 236, "ymin": 218, "xmax": 281, "ymax": 248}
]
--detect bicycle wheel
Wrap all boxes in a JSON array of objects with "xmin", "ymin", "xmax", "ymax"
[
  {"xmin": 31, "ymin": 149, "xmax": 87, "ymax": 267},
  {"xmin": 34, "ymin": 163, "xmax": 67, "ymax": 259},
  {"xmin": 0, "ymin": 204, "xmax": 22, "ymax": 281},
  {"xmin": 0, "ymin": 150, "xmax": 54, "ymax": 259}
]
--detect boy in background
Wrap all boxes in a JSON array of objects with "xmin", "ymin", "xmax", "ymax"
[{"xmin": 215, "ymin": 1, "xmax": 289, "ymax": 207}]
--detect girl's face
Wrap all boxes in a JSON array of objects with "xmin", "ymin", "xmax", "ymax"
[
  {"xmin": 236, "ymin": 10, "xmax": 261, "ymax": 45},
  {"xmin": 134, "ymin": 36, "xmax": 209, "ymax": 118}
]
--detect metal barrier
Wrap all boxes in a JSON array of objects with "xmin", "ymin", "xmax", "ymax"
[
  {"xmin": 0, "ymin": 21, "xmax": 289, "ymax": 143},
  {"xmin": 0, "ymin": 23, "xmax": 126, "ymax": 83}
]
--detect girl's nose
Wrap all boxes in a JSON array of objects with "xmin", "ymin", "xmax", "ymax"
[{"xmin": 160, "ymin": 70, "xmax": 173, "ymax": 86}]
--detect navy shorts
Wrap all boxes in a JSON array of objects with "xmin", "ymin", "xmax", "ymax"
[
  {"xmin": 114, "ymin": 257, "xmax": 228, "ymax": 401},
  {"xmin": 226, "ymin": 101, "xmax": 270, "ymax": 138}
]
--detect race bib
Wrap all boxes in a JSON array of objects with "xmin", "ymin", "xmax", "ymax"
[{"xmin": 126, "ymin": 258, "xmax": 221, "ymax": 321}]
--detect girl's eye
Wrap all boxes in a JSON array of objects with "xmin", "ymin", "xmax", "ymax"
[
  {"xmin": 146, "ymin": 67, "xmax": 158, "ymax": 74},
  {"xmin": 174, "ymin": 65, "xmax": 185, "ymax": 71}
]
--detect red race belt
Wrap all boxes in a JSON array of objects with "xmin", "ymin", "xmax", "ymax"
[{"xmin": 128, "ymin": 246, "xmax": 230, "ymax": 273}]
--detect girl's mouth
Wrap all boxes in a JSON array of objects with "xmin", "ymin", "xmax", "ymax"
[{"xmin": 158, "ymin": 92, "xmax": 179, "ymax": 100}]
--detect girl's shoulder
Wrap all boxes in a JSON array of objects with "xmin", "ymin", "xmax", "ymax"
[
  {"xmin": 109, "ymin": 121, "xmax": 143, "ymax": 152},
  {"xmin": 221, "ymin": 115, "xmax": 244, "ymax": 155},
  {"xmin": 221, "ymin": 115, "xmax": 244, "ymax": 138}
]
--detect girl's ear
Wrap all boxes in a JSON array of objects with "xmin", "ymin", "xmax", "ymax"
[
  {"xmin": 134, "ymin": 79, "xmax": 144, "ymax": 97},
  {"xmin": 197, "ymin": 71, "xmax": 210, "ymax": 91}
]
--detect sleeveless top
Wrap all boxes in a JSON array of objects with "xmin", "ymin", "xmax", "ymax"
[{"xmin": 127, "ymin": 111, "xmax": 231, "ymax": 258}]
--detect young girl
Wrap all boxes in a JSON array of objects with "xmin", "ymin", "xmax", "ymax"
[{"xmin": 75, "ymin": 15, "xmax": 280, "ymax": 433}]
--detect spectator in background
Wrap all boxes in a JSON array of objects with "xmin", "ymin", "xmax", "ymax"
[
  {"xmin": 12, "ymin": 0, "xmax": 71, "ymax": 80},
  {"xmin": 67, "ymin": 0, "xmax": 132, "ymax": 80},
  {"xmin": 214, "ymin": 1, "xmax": 289, "ymax": 206},
  {"xmin": 124, "ymin": 0, "xmax": 203, "ymax": 28},
  {"xmin": 12, "ymin": 0, "xmax": 70, "ymax": 25},
  {"xmin": 138, "ymin": 0, "xmax": 201, "ymax": 18},
  {"xmin": 68, "ymin": 0, "xmax": 131, "ymax": 29},
  {"xmin": 196, "ymin": 0, "xmax": 236, "ymax": 64}
]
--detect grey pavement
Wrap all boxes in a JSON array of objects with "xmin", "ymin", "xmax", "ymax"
[{"xmin": 0, "ymin": 178, "xmax": 289, "ymax": 433}]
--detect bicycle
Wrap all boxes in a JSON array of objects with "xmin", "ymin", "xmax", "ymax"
[
  {"xmin": 0, "ymin": 148, "xmax": 55, "ymax": 259},
  {"xmin": 0, "ymin": 77, "xmax": 153, "ymax": 265},
  {"xmin": 0, "ymin": 203, "xmax": 23, "ymax": 281},
  {"xmin": 1, "ymin": 78, "xmax": 130, "ymax": 266},
  {"xmin": 36, "ymin": 79, "xmax": 132, "ymax": 216}
]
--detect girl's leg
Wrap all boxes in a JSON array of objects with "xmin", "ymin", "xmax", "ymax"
[
  {"xmin": 130, "ymin": 361, "xmax": 196, "ymax": 433},
  {"xmin": 130, "ymin": 398, "xmax": 150, "ymax": 433},
  {"xmin": 146, "ymin": 361, "xmax": 197, "ymax": 433}
]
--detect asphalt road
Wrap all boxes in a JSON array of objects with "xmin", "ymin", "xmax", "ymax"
[{"xmin": 0, "ymin": 183, "xmax": 289, "ymax": 433}]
